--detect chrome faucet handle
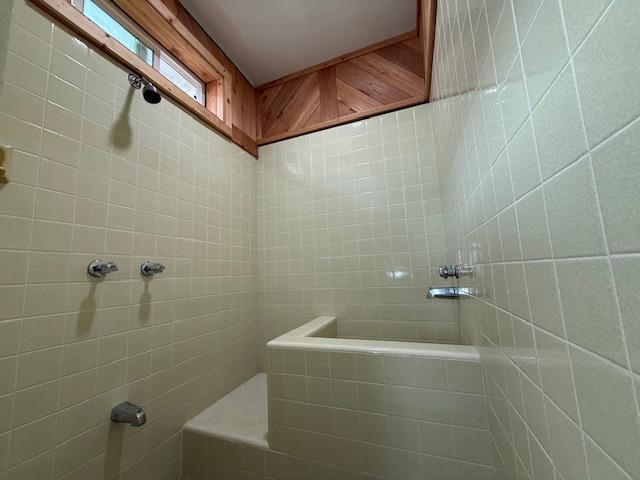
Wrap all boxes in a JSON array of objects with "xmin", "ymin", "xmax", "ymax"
[
  {"xmin": 439, "ymin": 265, "xmax": 455, "ymax": 279},
  {"xmin": 87, "ymin": 259, "xmax": 119, "ymax": 278},
  {"xmin": 140, "ymin": 261, "xmax": 165, "ymax": 277},
  {"xmin": 111, "ymin": 401, "xmax": 146, "ymax": 427},
  {"xmin": 438, "ymin": 264, "xmax": 474, "ymax": 279}
]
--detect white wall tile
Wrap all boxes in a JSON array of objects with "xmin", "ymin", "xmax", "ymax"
[
  {"xmin": 431, "ymin": 0, "xmax": 640, "ymax": 479},
  {"xmin": 0, "ymin": 2, "xmax": 258, "ymax": 478}
]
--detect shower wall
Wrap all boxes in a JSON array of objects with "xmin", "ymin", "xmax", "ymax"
[
  {"xmin": 0, "ymin": 1, "xmax": 257, "ymax": 479},
  {"xmin": 430, "ymin": 0, "xmax": 640, "ymax": 479},
  {"xmin": 0, "ymin": 0, "xmax": 13, "ymax": 87},
  {"xmin": 256, "ymin": 109, "xmax": 456, "ymax": 368}
]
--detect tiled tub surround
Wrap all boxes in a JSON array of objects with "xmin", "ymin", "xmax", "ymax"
[
  {"xmin": 430, "ymin": 0, "xmax": 640, "ymax": 480},
  {"xmin": 265, "ymin": 317, "xmax": 496, "ymax": 479},
  {"xmin": 256, "ymin": 106, "xmax": 458, "ymax": 366},
  {"xmin": 0, "ymin": 1, "xmax": 258, "ymax": 479},
  {"xmin": 182, "ymin": 317, "xmax": 496, "ymax": 479}
]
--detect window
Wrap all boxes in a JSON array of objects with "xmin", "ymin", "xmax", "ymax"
[
  {"xmin": 71, "ymin": 0, "xmax": 205, "ymax": 104},
  {"xmin": 82, "ymin": 0, "xmax": 154, "ymax": 65},
  {"xmin": 159, "ymin": 52, "xmax": 205, "ymax": 105}
]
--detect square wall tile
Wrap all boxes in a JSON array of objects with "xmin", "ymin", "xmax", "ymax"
[
  {"xmin": 545, "ymin": 398, "xmax": 589, "ymax": 480},
  {"xmin": 516, "ymin": 188, "xmax": 551, "ymax": 261},
  {"xmin": 446, "ymin": 360, "xmax": 483, "ymax": 394},
  {"xmin": 611, "ymin": 257, "xmax": 640, "ymax": 374},
  {"xmin": 544, "ymin": 157, "xmax": 606, "ymax": 258},
  {"xmin": 521, "ymin": 0, "xmax": 570, "ymax": 107},
  {"xmin": 585, "ymin": 436, "xmax": 635, "ymax": 480},
  {"xmin": 560, "ymin": 0, "xmax": 613, "ymax": 50},
  {"xmin": 524, "ymin": 261, "xmax": 564, "ymax": 337},
  {"xmin": 508, "ymin": 119, "xmax": 541, "ymax": 199},
  {"xmin": 574, "ymin": 0, "xmax": 640, "ymax": 146},
  {"xmin": 556, "ymin": 258, "xmax": 626, "ymax": 366},
  {"xmin": 535, "ymin": 328, "xmax": 579, "ymax": 421},
  {"xmin": 592, "ymin": 118, "xmax": 640, "ymax": 254},
  {"xmin": 532, "ymin": 66, "xmax": 587, "ymax": 180},
  {"xmin": 570, "ymin": 347, "xmax": 640, "ymax": 478}
]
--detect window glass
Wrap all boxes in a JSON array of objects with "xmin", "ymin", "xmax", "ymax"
[
  {"xmin": 83, "ymin": 0, "xmax": 154, "ymax": 66},
  {"xmin": 76, "ymin": 0, "xmax": 205, "ymax": 105},
  {"xmin": 159, "ymin": 53, "xmax": 204, "ymax": 104}
]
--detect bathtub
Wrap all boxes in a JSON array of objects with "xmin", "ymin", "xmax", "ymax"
[
  {"xmin": 183, "ymin": 317, "xmax": 495, "ymax": 480},
  {"xmin": 267, "ymin": 315, "xmax": 478, "ymax": 359}
]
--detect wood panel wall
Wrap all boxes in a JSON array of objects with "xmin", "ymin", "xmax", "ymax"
[
  {"xmin": 256, "ymin": 0, "xmax": 437, "ymax": 146},
  {"xmin": 419, "ymin": 0, "xmax": 438, "ymax": 97},
  {"xmin": 256, "ymin": 34, "xmax": 426, "ymax": 144}
]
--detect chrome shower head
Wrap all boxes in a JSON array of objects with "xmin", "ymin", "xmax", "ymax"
[
  {"xmin": 142, "ymin": 81, "xmax": 161, "ymax": 104},
  {"xmin": 128, "ymin": 74, "xmax": 161, "ymax": 104}
]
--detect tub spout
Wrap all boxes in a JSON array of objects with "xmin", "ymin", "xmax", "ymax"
[{"xmin": 111, "ymin": 401, "xmax": 146, "ymax": 427}]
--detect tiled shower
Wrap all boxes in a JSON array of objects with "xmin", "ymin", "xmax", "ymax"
[
  {"xmin": 0, "ymin": 0, "xmax": 638, "ymax": 479},
  {"xmin": 256, "ymin": 108, "xmax": 459, "ymax": 366}
]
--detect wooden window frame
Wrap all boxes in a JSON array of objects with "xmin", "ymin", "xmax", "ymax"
[
  {"xmin": 71, "ymin": 0, "xmax": 162, "ymax": 69},
  {"xmin": 29, "ymin": 0, "xmax": 239, "ymax": 148},
  {"xmin": 73, "ymin": 0, "xmax": 207, "ymax": 105}
]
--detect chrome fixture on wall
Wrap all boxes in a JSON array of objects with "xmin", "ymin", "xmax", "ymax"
[
  {"xmin": 140, "ymin": 261, "xmax": 165, "ymax": 277},
  {"xmin": 438, "ymin": 264, "xmax": 474, "ymax": 279},
  {"xmin": 128, "ymin": 73, "xmax": 161, "ymax": 104},
  {"xmin": 87, "ymin": 259, "xmax": 118, "ymax": 278},
  {"xmin": 427, "ymin": 287, "xmax": 475, "ymax": 299},
  {"xmin": 111, "ymin": 401, "xmax": 146, "ymax": 427}
]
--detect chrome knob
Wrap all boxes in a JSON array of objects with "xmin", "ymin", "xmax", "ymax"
[
  {"xmin": 140, "ymin": 261, "xmax": 165, "ymax": 277},
  {"xmin": 438, "ymin": 264, "xmax": 474, "ymax": 279},
  {"xmin": 87, "ymin": 259, "xmax": 118, "ymax": 278},
  {"xmin": 439, "ymin": 265, "xmax": 456, "ymax": 279}
]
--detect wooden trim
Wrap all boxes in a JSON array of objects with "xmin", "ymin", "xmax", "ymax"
[
  {"xmin": 206, "ymin": 78, "xmax": 223, "ymax": 119},
  {"xmin": 28, "ymin": 0, "xmax": 259, "ymax": 157},
  {"xmin": 420, "ymin": 0, "xmax": 437, "ymax": 100},
  {"xmin": 318, "ymin": 67, "xmax": 338, "ymax": 122},
  {"xmin": 232, "ymin": 126, "xmax": 258, "ymax": 157},
  {"xmin": 222, "ymin": 74, "xmax": 233, "ymax": 128},
  {"xmin": 258, "ymin": 95, "xmax": 426, "ymax": 146},
  {"xmin": 155, "ymin": 0, "xmax": 234, "ymax": 73},
  {"xmin": 112, "ymin": 0, "xmax": 222, "ymax": 84},
  {"xmin": 144, "ymin": 0, "xmax": 229, "ymax": 77},
  {"xmin": 256, "ymin": 30, "xmax": 418, "ymax": 91}
]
